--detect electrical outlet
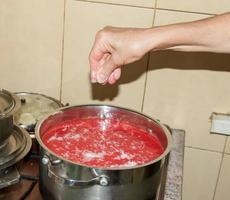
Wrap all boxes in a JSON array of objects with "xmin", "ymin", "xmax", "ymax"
[{"xmin": 210, "ymin": 112, "xmax": 230, "ymax": 136}]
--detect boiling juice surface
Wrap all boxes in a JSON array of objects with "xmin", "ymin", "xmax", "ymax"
[{"xmin": 42, "ymin": 118, "xmax": 164, "ymax": 168}]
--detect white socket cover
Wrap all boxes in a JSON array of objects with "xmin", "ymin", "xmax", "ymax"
[{"xmin": 210, "ymin": 112, "xmax": 230, "ymax": 136}]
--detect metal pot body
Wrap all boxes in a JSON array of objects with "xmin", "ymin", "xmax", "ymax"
[
  {"xmin": 0, "ymin": 89, "xmax": 20, "ymax": 147},
  {"xmin": 36, "ymin": 105, "xmax": 172, "ymax": 200},
  {"xmin": 0, "ymin": 116, "xmax": 14, "ymax": 147},
  {"xmin": 14, "ymin": 92, "xmax": 64, "ymax": 153},
  {"xmin": 14, "ymin": 92, "xmax": 64, "ymax": 133},
  {"xmin": 39, "ymin": 147, "xmax": 165, "ymax": 200}
]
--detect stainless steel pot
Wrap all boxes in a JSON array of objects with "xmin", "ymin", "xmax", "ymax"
[
  {"xmin": 14, "ymin": 92, "xmax": 64, "ymax": 154},
  {"xmin": 35, "ymin": 105, "xmax": 172, "ymax": 200},
  {"xmin": 14, "ymin": 92, "xmax": 64, "ymax": 133},
  {"xmin": 0, "ymin": 89, "xmax": 20, "ymax": 148}
]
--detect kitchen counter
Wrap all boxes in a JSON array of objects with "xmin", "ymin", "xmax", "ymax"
[
  {"xmin": 0, "ymin": 129, "xmax": 185, "ymax": 200},
  {"xmin": 159, "ymin": 129, "xmax": 185, "ymax": 200}
]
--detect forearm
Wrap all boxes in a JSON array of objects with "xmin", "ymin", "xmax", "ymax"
[
  {"xmin": 89, "ymin": 13, "xmax": 230, "ymax": 84},
  {"xmin": 145, "ymin": 12, "xmax": 230, "ymax": 53}
]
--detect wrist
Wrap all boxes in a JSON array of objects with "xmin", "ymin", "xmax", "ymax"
[{"xmin": 145, "ymin": 24, "xmax": 194, "ymax": 51}]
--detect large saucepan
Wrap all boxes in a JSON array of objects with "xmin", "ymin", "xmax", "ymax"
[
  {"xmin": 35, "ymin": 105, "xmax": 172, "ymax": 200},
  {"xmin": 0, "ymin": 89, "xmax": 20, "ymax": 148}
]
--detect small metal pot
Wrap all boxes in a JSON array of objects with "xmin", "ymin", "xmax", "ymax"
[
  {"xmin": 14, "ymin": 92, "xmax": 64, "ymax": 133},
  {"xmin": 14, "ymin": 92, "xmax": 64, "ymax": 153},
  {"xmin": 0, "ymin": 89, "xmax": 20, "ymax": 147},
  {"xmin": 35, "ymin": 105, "xmax": 172, "ymax": 200}
]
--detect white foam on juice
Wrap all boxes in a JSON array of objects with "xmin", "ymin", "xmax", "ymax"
[
  {"xmin": 115, "ymin": 150, "xmax": 134, "ymax": 160},
  {"xmin": 83, "ymin": 151, "xmax": 105, "ymax": 161},
  {"xmin": 110, "ymin": 161, "xmax": 138, "ymax": 168},
  {"xmin": 63, "ymin": 132, "xmax": 80, "ymax": 140},
  {"xmin": 47, "ymin": 134, "xmax": 63, "ymax": 142}
]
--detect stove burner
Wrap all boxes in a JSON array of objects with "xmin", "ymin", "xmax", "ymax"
[{"xmin": 0, "ymin": 166, "xmax": 20, "ymax": 189}]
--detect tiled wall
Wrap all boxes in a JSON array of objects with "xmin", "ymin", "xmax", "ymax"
[
  {"xmin": 0, "ymin": 0, "xmax": 64, "ymax": 99},
  {"xmin": 61, "ymin": 0, "xmax": 153, "ymax": 109},
  {"xmin": 1, "ymin": 0, "xmax": 230, "ymax": 200}
]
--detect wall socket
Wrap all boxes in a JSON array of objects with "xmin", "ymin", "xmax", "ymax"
[{"xmin": 210, "ymin": 112, "xmax": 230, "ymax": 136}]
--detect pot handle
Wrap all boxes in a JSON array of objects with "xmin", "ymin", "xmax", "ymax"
[
  {"xmin": 47, "ymin": 167, "xmax": 110, "ymax": 187},
  {"xmin": 42, "ymin": 155, "xmax": 110, "ymax": 187},
  {"xmin": 163, "ymin": 123, "xmax": 172, "ymax": 134}
]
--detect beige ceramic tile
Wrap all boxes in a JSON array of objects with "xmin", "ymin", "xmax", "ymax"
[
  {"xmin": 154, "ymin": 9, "xmax": 212, "ymax": 26},
  {"xmin": 78, "ymin": 0, "xmax": 156, "ymax": 8},
  {"xmin": 157, "ymin": 0, "xmax": 230, "ymax": 14},
  {"xmin": 143, "ymin": 10, "xmax": 229, "ymax": 152},
  {"xmin": 0, "ymin": 0, "xmax": 64, "ymax": 99},
  {"xmin": 61, "ymin": 1, "xmax": 154, "ymax": 110},
  {"xmin": 183, "ymin": 147, "xmax": 222, "ymax": 200},
  {"xmin": 225, "ymin": 138, "xmax": 230, "ymax": 153},
  {"xmin": 214, "ymin": 154, "xmax": 230, "ymax": 200}
]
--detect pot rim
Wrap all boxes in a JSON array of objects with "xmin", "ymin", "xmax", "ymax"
[
  {"xmin": 0, "ymin": 89, "xmax": 21, "ymax": 119},
  {"xmin": 14, "ymin": 92, "xmax": 64, "ymax": 107},
  {"xmin": 35, "ymin": 104, "xmax": 172, "ymax": 171}
]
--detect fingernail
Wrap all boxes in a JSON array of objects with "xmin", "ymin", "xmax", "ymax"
[
  {"xmin": 97, "ymin": 73, "xmax": 107, "ymax": 84},
  {"xmin": 114, "ymin": 69, "xmax": 121, "ymax": 80},
  {"xmin": 91, "ymin": 78, "xmax": 96, "ymax": 83},
  {"xmin": 91, "ymin": 71, "xmax": 97, "ymax": 83}
]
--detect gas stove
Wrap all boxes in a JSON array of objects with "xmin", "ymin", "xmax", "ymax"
[
  {"xmin": 0, "ymin": 129, "xmax": 184, "ymax": 200},
  {"xmin": 0, "ymin": 153, "xmax": 41, "ymax": 200}
]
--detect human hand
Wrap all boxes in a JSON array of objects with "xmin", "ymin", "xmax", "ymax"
[
  {"xmin": 89, "ymin": 14, "xmax": 230, "ymax": 85},
  {"xmin": 89, "ymin": 27, "xmax": 151, "ymax": 84}
]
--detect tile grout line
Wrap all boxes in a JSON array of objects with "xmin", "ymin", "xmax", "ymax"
[
  {"xmin": 74, "ymin": 0, "xmax": 215, "ymax": 16},
  {"xmin": 185, "ymin": 145, "xmax": 223, "ymax": 154},
  {"xmin": 140, "ymin": 1, "xmax": 157, "ymax": 113},
  {"xmin": 212, "ymin": 136, "xmax": 228, "ymax": 200},
  {"xmin": 59, "ymin": 0, "xmax": 67, "ymax": 102},
  {"xmin": 140, "ymin": 55, "xmax": 150, "ymax": 113},
  {"xmin": 75, "ymin": 0, "xmax": 155, "ymax": 10},
  {"xmin": 224, "ymin": 151, "xmax": 230, "ymax": 155},
  {"xmin": 154, "ymin": 1, "xmax": 158, "ymax": 21},
  {"xmin": 156, "ymin": 7, "xmax": 215, "ymax": 16}
]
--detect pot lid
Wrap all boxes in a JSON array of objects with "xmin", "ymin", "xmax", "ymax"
[
  {"xmin": 0, "ymin": 89, "xmax": 19, "ymax": 118},
  {"xmin": 14, "ymin": 92, "xmax": 63, "ymax": 132}
]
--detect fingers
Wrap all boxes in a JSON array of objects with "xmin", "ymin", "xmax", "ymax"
[
  {"xmin": 89, "ymin": 48, "xmax": 104, "ymax": 83},
  {"xmin": 89, "ymin": 32, "xmax": 110, "ymax": 83},
  {"xmin": 96, "ymin": 55, "xmax": 118, "ymax": 84},
  {"xmin": 113, "ymin": 68, "xmax": 121, "ymax": 80},
  {"xmin": 108, "ymin": 68, "xmax": 121, "ymax": 84},
  {"xmin": 90, "ymin": 47, "xmax": 122, "ymax": 84},
  {"xmin": 89, "ymin": 51, "xmax": 100, "ymax": 83},
  {"xmin": 89, "ymin": 27, "xmax": 123, "ymax": 84},
  {"xmin": 90, "ymin": 50, "xmax": 122, "ymax": 84}
]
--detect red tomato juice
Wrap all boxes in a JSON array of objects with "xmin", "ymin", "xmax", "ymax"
[{"xmin": 41, "ymin": 118, "xmax": 164, "ymax": 168}]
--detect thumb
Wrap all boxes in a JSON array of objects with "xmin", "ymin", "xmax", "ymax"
[{"xmin": 96, "ymin": 56, "xmax": 118, "ymax": 84}]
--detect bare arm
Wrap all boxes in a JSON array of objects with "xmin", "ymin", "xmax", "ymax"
[
  {"xmin": 150, "ymin": 12, "xmax": 230, "ymax": 53},
  {"xmin": 89, "ymin": 12, "xmax": 230, "ymax": 84}
]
